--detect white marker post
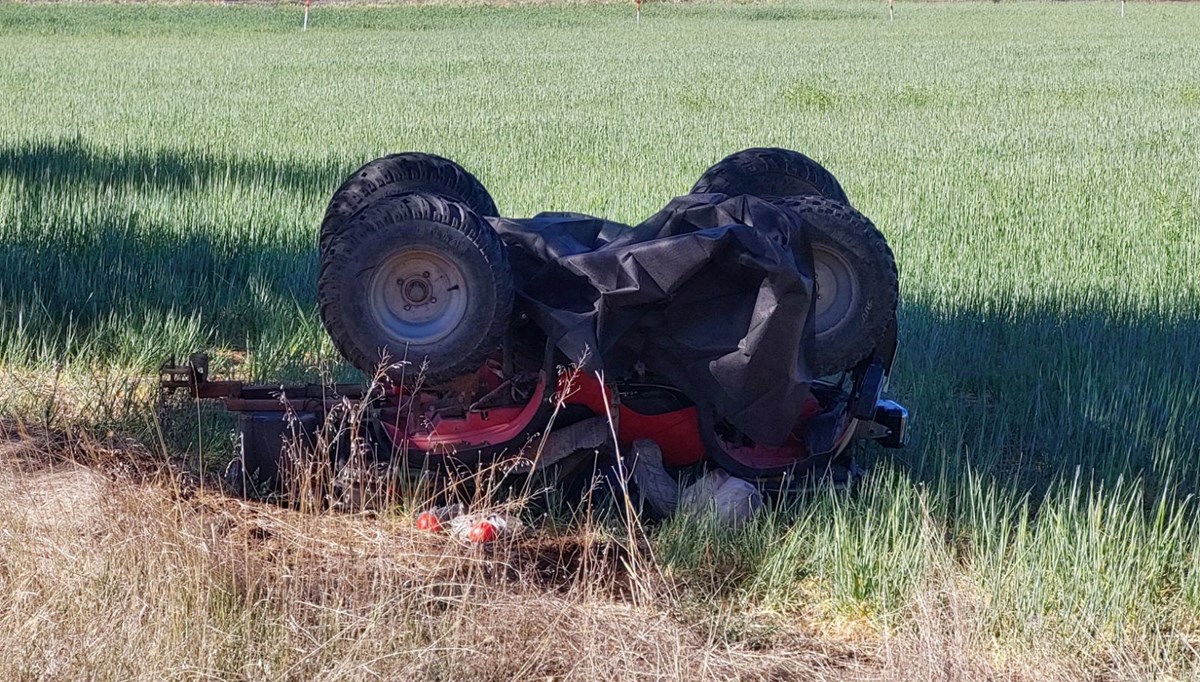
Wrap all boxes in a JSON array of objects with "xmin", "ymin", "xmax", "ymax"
[
  {"xmin": 303, "ymin": 0, "xmax": 312, "ymax": 31},
  {"xmin": 888, "ymin": 0, "xmax": 894, "ymax": 23},
  {"xmin": 636, "ymin": 0, "xmax": 642, "ymax": 25},
  {"xmin": 1121, "ymin": 0, "xmax": 1126, "ymax": 18}
]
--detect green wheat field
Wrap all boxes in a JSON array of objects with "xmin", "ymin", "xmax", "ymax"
[{"xmin": 1, "ymin": 1, "xmax": 1199, "ymax": 678}]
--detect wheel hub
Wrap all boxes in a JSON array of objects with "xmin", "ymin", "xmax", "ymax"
[
  {"xmin": 812, "ymin": 245, "xmax": 860, "ymax": 340},
  {"xmin": 368, "ymin": 249, "xmax": 468, "ymax": 346},
  {"xmin": 402, "ymin": 278, "xmax": 431, "ymax": 304}
]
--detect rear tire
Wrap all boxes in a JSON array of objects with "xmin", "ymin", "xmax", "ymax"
[
  {"xmin": 777, "ymin": 196, "xmax": 898, "ymax": 376},
  {"xmin": 691, "ymin": 147, "xmax": 850, "ymax": 205},
  {"xmin": 318, "ymin": 194, "xmax": 513, "ymax": 385},
  {"xmin": 320, "ymin": 152, "xmax": 498, "ymax": 252}
]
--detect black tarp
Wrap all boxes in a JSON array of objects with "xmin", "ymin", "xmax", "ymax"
[{"xmin": 489, "ymin": 193, "xmax": 817, "ymax": 447}]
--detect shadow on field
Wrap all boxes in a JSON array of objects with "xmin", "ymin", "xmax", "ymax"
[
  {"xmin": 0, "ymin": 139, "xmax": 327, "ymax": 376},
  {"xmin": 888, "ymin": 300, "xmax": 1200, "ymax": 501},
  {"xmin": 0, "ymin": 138, "xmax": 343, "ymax": 196},
  {"xmin": 0, "ymin": 213, "xmax": 315, "ymax": 340}
]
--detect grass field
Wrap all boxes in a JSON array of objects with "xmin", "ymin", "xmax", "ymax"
[{"xmin": 1, "ymin": 0, "xmax": 1199, "ymax": 679}]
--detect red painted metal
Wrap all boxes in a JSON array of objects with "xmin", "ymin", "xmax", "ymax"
[
  {"xmin": 710, "ymin": 432, "xmax": 810, "ymax": 470},
  {"xmin": 618, "ymin": 405, "xmax": 704, "ymax": 467},
  {"xmin": 380, "ymin": 365, "xmax": 835, "ymax": 469},
  {"xmin": 559, "ymin": 371, "xmax": 609, "ymax": 416},
  {"xmin": 384, "ymin": 375, "xmax": 548, "ymax": 453},
  {"xmin": 707, "ymin": 396, "xmax": 846, "ymax": 471}
]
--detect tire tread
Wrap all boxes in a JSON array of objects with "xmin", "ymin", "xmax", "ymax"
[
  {"xmin": 775, "ymin": 195, "xmax": 898, "ymax": 375},
  {"xmin": 320, "ymin": 152, "xmax": 497, "ymax": 252},
  {"xmin": 318, "ymin": 193, "xmax": 513, "ymax": 385},
  {"xmin": 691, "ymin": 147, "xmax": 850, "ymax": 205}
]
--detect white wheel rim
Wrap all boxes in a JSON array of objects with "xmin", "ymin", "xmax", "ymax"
[{"xmin": 368, "ymin": 248, "xmax": 468, "ymax": 346}]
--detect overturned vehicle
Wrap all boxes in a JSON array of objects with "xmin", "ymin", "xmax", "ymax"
[{"xmin": 162, "ymin": 148, "xmax": 908, "ymax": 500}]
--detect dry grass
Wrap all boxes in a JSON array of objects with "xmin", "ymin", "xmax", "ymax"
[
  {"xmin": 3, "ymin": 421, "xmax": 1182, "ymax": 681},
  {"xmin": 0, "ymin": 422, "xmax": 837, "ymax": 681}
]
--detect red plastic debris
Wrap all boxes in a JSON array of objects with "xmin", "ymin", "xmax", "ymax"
[
  {"xmin": 414, "ymin": 503, "xmax": 465, "ymax": 533},
  {"xmin": 467, "ymin": 520, "xmax": 498, "ymax": 544},
  {"xmin": 415, "ymin": 511, "xmax": 442, "ymax": 532}
]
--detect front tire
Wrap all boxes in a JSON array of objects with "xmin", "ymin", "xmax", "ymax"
[{"xmin": 318, "ymin": 194, "xmax": 513, "ymax": 385}]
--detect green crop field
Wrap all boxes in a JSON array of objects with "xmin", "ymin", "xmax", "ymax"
[{"xmin": 1, "ymin": 1, "xmax": 1199, "ymax": 679}]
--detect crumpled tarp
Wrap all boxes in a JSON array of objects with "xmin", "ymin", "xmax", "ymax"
[{"xmin": 489, "ymin": 193, "xmax": 816, "ymax": 447}]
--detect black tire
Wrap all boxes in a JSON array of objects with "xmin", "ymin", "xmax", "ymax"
[
  {"xmin": 691, "ymin": 147, "xmax": 850, "ymax": 205},
  {"xmin": 320, "ymin": 152, "xmax": 498, "ymax": 252},
  {"xmin": 777, "ymin": 195, "xmax": 898, "ymax": 376},
  {"xmin": 318, "ymin": 194, "xmax": 513, "ymax": 385}
]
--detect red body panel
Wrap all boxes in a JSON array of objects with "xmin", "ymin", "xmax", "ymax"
[
  {"xmin": 384, "ymin": 376, "xmax": 548, "ymax": 453},
  {"xmin": 559, "ymin": 371, "xmax": 610, "ymax": 417},
  {"xmin": 710, "ymin": 432, "xmax": 810, "ymax": 469},
  {"xmin": 618, "ymin": 405, "xmax": 705, "ymax": 467},
  {"xmin": 384, "ymin": 367, "xmax": 838, "ymax": 470}
]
